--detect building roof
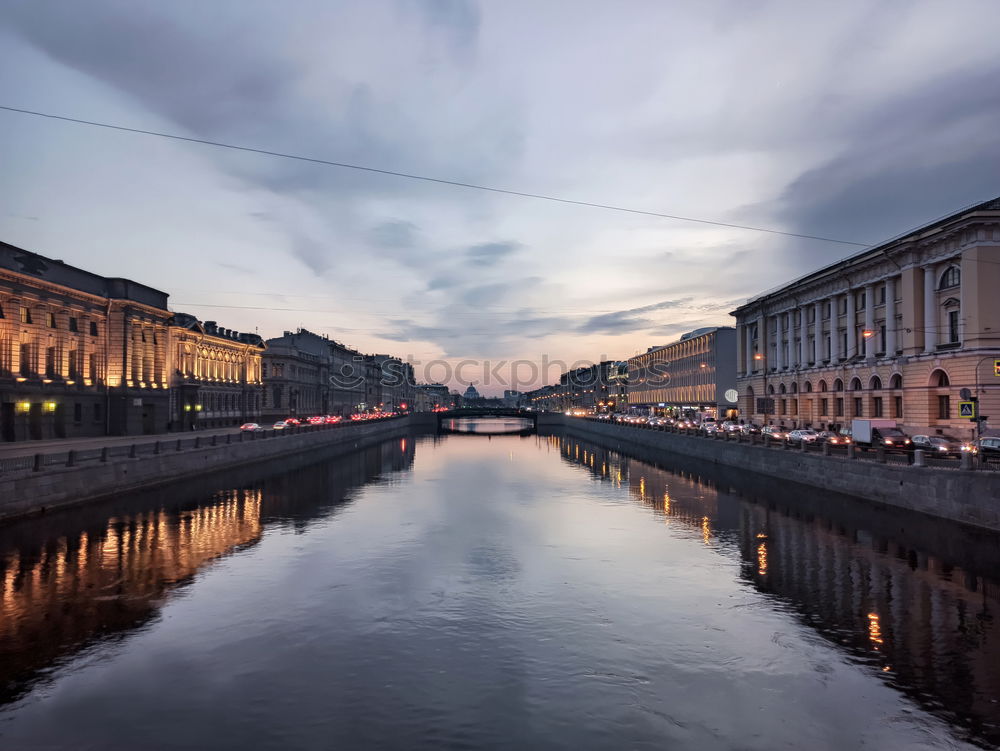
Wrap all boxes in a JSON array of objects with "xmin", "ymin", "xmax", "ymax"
[
  {"xmin": 736, "ymin": 194, "xmax": 1000, "ymax": 311},
  {"xmin": 0, "ymin": 240, "xmax": 169, "ymax": 309}
]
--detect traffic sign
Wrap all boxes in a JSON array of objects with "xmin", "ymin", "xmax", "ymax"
[
  {"xmin": 959, "ymin": 401, "xmax": 977, "ymax": 419},
  {"xmin": 995, "ymin": 359, "xmax": 1000, "ymax": 376}
]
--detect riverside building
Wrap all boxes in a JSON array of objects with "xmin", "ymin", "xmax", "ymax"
[
  {"xmin": 0, "ymin": 241, "xmax": 172, "ymax": 441},
  {"xmin": 731, "ymin": 196, "xmax": 1000, "ymax": 438},
  {"xmin": 626, "ymin": 327, "xmax": 738, "ymax": 419},
  {"xmin": 167, "ymin": 314, "xmax": 265, "ymax": 430}
]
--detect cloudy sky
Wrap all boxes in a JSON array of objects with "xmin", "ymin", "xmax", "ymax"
[{"xmin": 1, "ymin": 1, "xmax": 998, "ymax": 394}]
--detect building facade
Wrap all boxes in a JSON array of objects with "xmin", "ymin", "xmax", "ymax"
[
  {"xmin": 167, "ymin": 314, "xmax": 265, "ymax": 430},
  {"xmin": 261, "ymin": 329, "xmax": 332, "ymax": 422},
  {"xmin": 731, "ymin": 197, "xmax": 1000, "ymax": 439},
  {"xmin": 627, "ymin": 327, "xmax": 738, "ymax": 418},
  {"xmin": 0, "ymin": 242, "xmax": 172, "ymax": 441}
]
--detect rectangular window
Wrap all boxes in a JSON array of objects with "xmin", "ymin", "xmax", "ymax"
[
  {"xmin": 20, "ymin": 307, "xmax": 32, "ymax": 324},
  {"xmin": 938, "ymin": 395, "xmax": 950, "ymax": 420},
  {"xmin": 68, "ymin": 350, "xmax": 80, "ymax": 380},
  {"xmin": 0, "ymin": 302, "xmax": 4, "ymax": 318},
  {"xmin": 93, "ymin": 403, "xmax": 102, "ymax": 422},
  {"xmin": 856, "ymin": 292, "xmax": 865, "ymax": 310},
  {"xmin": 69, "ymin": 317, "xmax": 78, "ymax": 332},
  {"xmin": 894, "ymin": 396, "xmax": 903, "ymax": 419},
  {"xmin": 825, "ymin": 336, "xmax": 831, "ymax": 360},
  {"xmin": 73, "ymin": 403, "xmax": 82, "ymax": 423},
  {"xmin": 839, "ymin": 298, "xmax": 847, "ymax": 315},
  {"xmin": 824, "ymin": 302, "xmax": 831, "ymax": 320},
  {"xmin": 20, "ymin": 343, "xmax": 32, "ymax": 376},
  {"xmin": 879, "ymin": 324, "xmax": 886, "ymax": 355},
  {"xmin": 780, "ymin": 399, "xmax": 786, "ymax": 415},
  {"xmin": 45, "ymin": 346, "xmax": 56, "ymax": 378},
  {"xmin": 47, "ymin": 312, "xmax": 56, "ymax": 328},
  {"xmin": 948, "ymin": 310, "xmax": 959, "ymax": 344},
  {"xmin": 89, "ymin": 352, "xmax": 99, "ymax": 382},
  {"xmin": 790, "ymin": 398, "xmax": 798, "ymax": 414},
  {"xmin": 90, "ymin": 321, "xmax": 99, "ymax": 337},
  {"xmin": 835, "ymin": 397, "xmax": 844, "ymax": 417},
  {"xmin": 873, "ymin": 397, "xmax": 883, "ymax": 417},
  {"xmin": 840, "ymin": 332, "xmax": 847, "ymax": 358},
  {"xmin": 878, "ymin": 285, "xmax": 886, "ymax": 305},
  {"xmin": 820, "ymin": 398, "xmax": 829, "ymax": 415},
  {"xmin": 853, "ymin": 397, "xmax": 863, "ymax": 417}
]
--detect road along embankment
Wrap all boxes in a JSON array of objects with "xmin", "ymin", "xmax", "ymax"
[
  {"xmin": 561, "ymin": 417, "xmax": 1000, "ymax": 533},
  {"xmin": 0, "ymin": 418, "xmax": 414, "ymax": 521}
]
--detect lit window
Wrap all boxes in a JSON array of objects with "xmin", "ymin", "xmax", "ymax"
[
  {"xmin": 20, "ymin": 307, "xmax": 32, "ymax": 324},
  {"xmin": 47, "ymin": 312, "xmax": 56, "ymax": 328}
]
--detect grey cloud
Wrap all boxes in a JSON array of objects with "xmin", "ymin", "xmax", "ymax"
[
  {"xmin": 576, "ymin": 298, "xmax": 693, "ymax": 335},
  {"xmin": 371, "ymin": 220, "xmax": 420, "ymax": 248},
  {"xmin": 772, "ymin": 61, "xmax": 1000, "ymax": 271},
  {"xmin": 465, "ymin": 241, "xmax": 520, "ymax": 266}
]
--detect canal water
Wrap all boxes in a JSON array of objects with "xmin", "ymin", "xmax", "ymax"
[{"xmin": 1, "ymin": 420, "xmax": 999, "ymax": 750}]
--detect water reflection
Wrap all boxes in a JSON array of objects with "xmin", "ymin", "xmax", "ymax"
[
  {"xmin": 558, "ymin": 434, "xmax": 1000, "ymax": 746},
  {"xmin": 441, "ymin": 417, "xmax": 534, "ymax": 435},
  {"xmin": 0, "ymin": 437, "xmax": 415, "ymax": 705}
]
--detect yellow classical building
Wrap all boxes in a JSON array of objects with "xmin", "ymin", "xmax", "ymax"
[{"xmin": 732, "ymin": 197, "xmax": 1000, "ymax": 439}]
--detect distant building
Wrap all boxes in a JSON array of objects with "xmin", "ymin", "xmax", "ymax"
[
  {"xmin": 627, "ymin": 327, "xmax": 738, "ymax": 419},
  {"xmin": 0, "ymin": 241, "xmax": 172, "ymax": 440},
  {"xmin": 167, "ymin": 314, "xmax": 265, "ymax": 430},
  {"xmin": 463, "ymin": 384, "xmax": 481, "ymax": 402},
  {"xmin": 261, "ymin": 329, "xmax": 331, "ymax": 421},
  {"xmin": 731, "ymin": 196, "xmax": 1000, "ymax": 436},
  {"xmin": 502, "ymin": 389, "xmax": 521, "ymax": 407}
]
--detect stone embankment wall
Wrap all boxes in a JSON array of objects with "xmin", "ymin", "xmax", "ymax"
[
  {"xmin": 562, "ymin": 417, "xmax": 1000, "ymax": 532},
  {"xmin": 0, "ymin": 418, "xmax": 412, "ymax": 521}
]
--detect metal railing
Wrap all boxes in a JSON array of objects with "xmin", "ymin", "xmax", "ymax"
[
  {"xmin": 581, "ymin": 417, "xmax": 1000, "ymax": 472},
  {"xmin": 0, "ymin": 416, "xmax": 406, "ymax": 477}
]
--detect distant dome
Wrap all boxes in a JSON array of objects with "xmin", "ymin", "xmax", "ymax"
[{"xmin": 463, "ymin": 384, "xmax": 481, "ymax": 400}]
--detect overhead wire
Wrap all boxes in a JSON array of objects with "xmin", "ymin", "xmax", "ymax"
[{"xmin": 0, "ymin": 104, "xmax": 872, "ymax": 247}]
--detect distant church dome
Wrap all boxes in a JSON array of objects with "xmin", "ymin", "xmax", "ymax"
[{"xmin": 463, "ymin": 384, "xmax": 481, "ymax": 400}]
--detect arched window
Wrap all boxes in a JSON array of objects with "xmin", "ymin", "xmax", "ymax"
[
  {"xmin": 939, "ymin": 265, "xmax": 960, "ymax": 290},
  {"xmin": 818, "ymin": 380, "xmax": 828, "ymax": 392},
  {"xmin": 869, "ymin": 376, "xmax": 882, "ymax": 390},
  {"xmin": 850, "ymin": 377, "xmax": 863, "ymax": 391},
  {"xmin": 804, "ymin": 381, "xmax": 813, "ymax": 393},
  {"xmin": 790, "ymin": 382, "xmax": 798, "ymax": 394},
  {"xmin": 833, "ymin": 378, "xmax": 843, "ymax": 392},
  {"xmin": 889, "ymin": 373, "xmax": 902, "ymax": 389},
  {"xmin": 929, "ymin": 368, "xmax": 950, "ymax": 387},
  {"xmin": 768, "ymin": 384, "xmax": 775, "ymax": 395},
  {"xmin": 779, "ymin": 383, "xmax": 787, "ymax": 394}
]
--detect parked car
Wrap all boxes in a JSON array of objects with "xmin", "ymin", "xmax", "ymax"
[
  {"xmin": 239, "ymin": 422, "xmax": 264, "ymax": 432},
  {"xmin": 721, "ymin": 421, "xmax": 740, "ymax": 433},
  {"xmin": 787, "ymin": 429, "xmax": 819, "ymax": 443},
  {"xmin": 816, "ymin": 430, "xmax": 849, "ymax": 445},
  {"xmin": 739, "ymin": 423, "xmax": 761, "ymax": 435},
  {"xmin": 284, "ymin": 418, "xmax": 301, "ymax": 426},
  {"xmin": 702, "ymin": 422, "xmax": 719, "ymax": 435},
  {"xmin": 272, "ymin": 421, "xmax": 288, "ymax": 430},
  {"xmin": 761, "ymin": 425, "xmax": 787, "ymax": 440},
  {"xmin": 911, "ymin": 434, "xmax": 966, "ymax": 457},
  {"xmin": 974, "ymin": 436, "xmax": 1000, "ymax": 459},
  {"xmin": 324, "ymin": 415, "xmax": 343, "ymax": 424},
  {"xmin": 306, "ymin": 416, "xmax": 325, "ymax": 425}
]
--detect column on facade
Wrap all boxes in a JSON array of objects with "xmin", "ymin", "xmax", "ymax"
[
  {"xmin": 813, "ymin": 300, "xmax": 822, "ymax": 363},
  {"xmin": 744, "ymin": 322, "xmax": 753, "ymax": 376},
  {"xmin": 831, "ymin": 295, "xmax": 841, "ymax": 362},
  {"xmin": 923, "ymin": 265, "xmax": 936, "ymax": 352},
  {"xmin": 885, "ymin": 277, "xmax": 897, "ymax": 355},
  {"xmin": 846, "ymin": 292, "xmax": 856, "ymax": 360},
  {"xmin": 777, "ymin": 312, "xmax": 786, "ymax": 370},
  {"xmin": 864, "ymin": 284, "xmax": 875, "ymax": 360},
  {"xmin": 796, "ymin": 308, "xmax": 805, "ymax": 367},
  {"xmin": 756, "ymin": 315, "xmax": 765, "ymax": 373}
]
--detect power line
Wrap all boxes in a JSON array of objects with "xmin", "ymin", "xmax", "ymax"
[{"xmin": 0, "ymin": 104, "xmax": 871, "ymax": 248}]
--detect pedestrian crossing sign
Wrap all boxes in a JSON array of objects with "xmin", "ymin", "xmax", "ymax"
[{"xmin": 959, "ymin": 401, "xmax": 977, "ymax": 419}]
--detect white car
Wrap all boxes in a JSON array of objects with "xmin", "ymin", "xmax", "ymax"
[
  {"xmin": 272, "ymin": 421, "xmax": 288, "ymax": 430},
  {"xmin": 787, "ymin": 429, "xmax": 819, "ymax": 443}
]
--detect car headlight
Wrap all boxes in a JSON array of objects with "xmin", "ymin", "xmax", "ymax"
[{"xmin": 938, "ymin": 446, "xmax": 947, "ymax": 451}]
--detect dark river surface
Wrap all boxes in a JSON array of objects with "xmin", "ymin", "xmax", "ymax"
[{"xmin": 1, "ymin": 419, "xmax": 1000, "ymax": 750}]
